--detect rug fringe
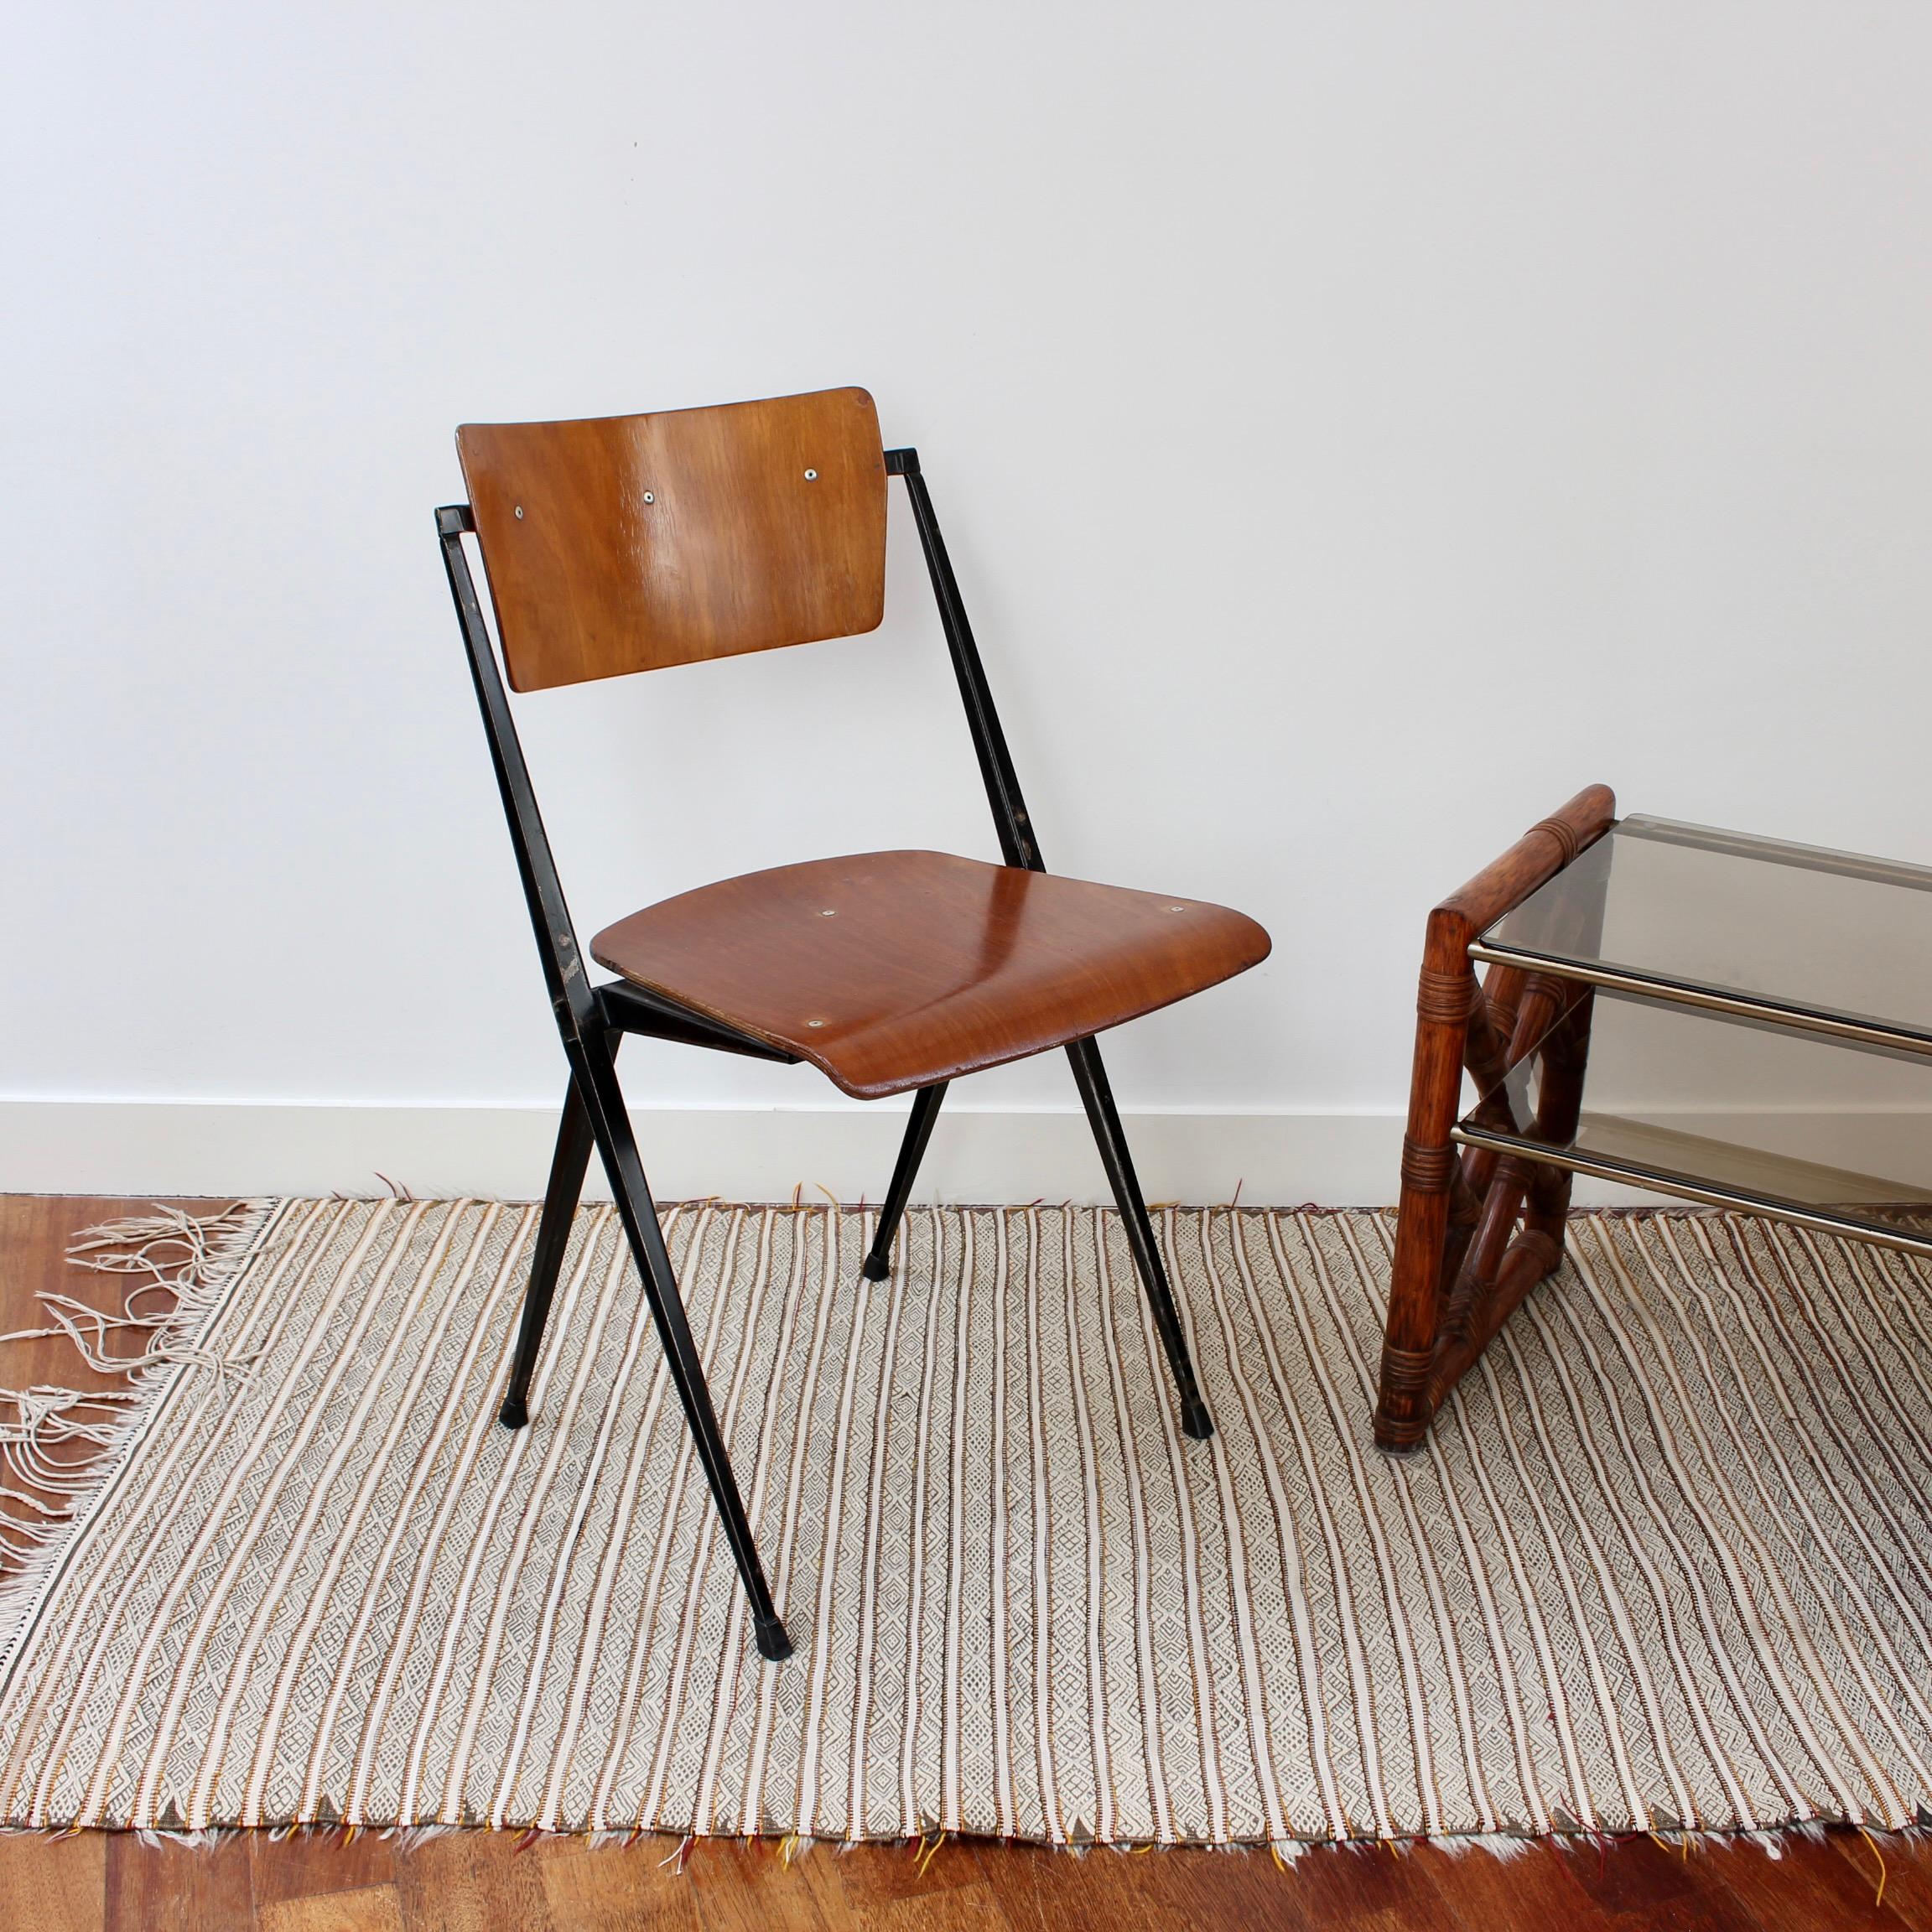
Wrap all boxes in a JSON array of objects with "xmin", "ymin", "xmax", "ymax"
[
  {"xmin": 381, "ymin": 1820, "xmax": 465, "ymax": 1852},
  {"xmin": 56, "ymin": 1204, "xmax": 268, "ymax": 1374},
  {"xmin": 0, "ymin": 1387, "xmax": 146, "ymax": 1565},
  {"xmin": 0, "ymin": 1202, "xmax": 278, "ymax": 1672}
]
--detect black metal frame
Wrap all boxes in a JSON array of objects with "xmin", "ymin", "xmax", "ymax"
[{"xmin": 437, "ymin": 444, "xmax": 1211, "ymax": 1666}]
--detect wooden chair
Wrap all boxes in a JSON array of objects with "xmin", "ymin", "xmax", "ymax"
[{"xmin": 437, "ymin": 387, "xmax": 1270, "ymax": 1660}]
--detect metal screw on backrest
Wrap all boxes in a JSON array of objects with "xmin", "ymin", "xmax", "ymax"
[
  {"xmin": 514, "ymin": 505, "xmax": 524, "ymax": 518},
  {"xmin": 803, "ymin": 470, "xmax": 818, "ymax": 480},
  {"xmin": 643, "ymin": 492, "xmax": 655, "ymax": 503}
]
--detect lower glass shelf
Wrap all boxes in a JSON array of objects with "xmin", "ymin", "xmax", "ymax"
[{"xmin": 1455, "ymin": 986, "xmax": 1932, "ymax": 1257}]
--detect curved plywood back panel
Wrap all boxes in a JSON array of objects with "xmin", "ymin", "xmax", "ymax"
[{"xmin": 456, "ymin": 387, "xmax": 887, "ymax": 691}]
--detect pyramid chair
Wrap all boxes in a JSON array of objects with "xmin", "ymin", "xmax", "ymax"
[{"xmin": 437, "ymin": 387, "xmax": 1271, "ymax": 1660}]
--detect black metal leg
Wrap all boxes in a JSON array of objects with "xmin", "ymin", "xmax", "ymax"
[
  {"xmin": 499, "ymin": 1044, "xmax": 608, "ymax": 1431},
  {"xmin": 572, "ymin": 1028, "xmax": 792, "ymax": 1661},
  {"xmin": 1064, "ymin": 1036, "xmax": 1213, "ymax": 1441},
  {"xmin": 861, "ymin": 1082, "xmax": 948, "ymax": 1281}
]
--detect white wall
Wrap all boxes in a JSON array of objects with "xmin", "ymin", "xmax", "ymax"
[{"xmin": 4, "ymin": 3, "xmax": 1931, "ymax": 1201}]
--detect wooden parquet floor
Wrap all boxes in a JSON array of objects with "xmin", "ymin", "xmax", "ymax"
[{"xmin": 1, "ymin": 1195, "xmax": 1926, "ymax": 1932}]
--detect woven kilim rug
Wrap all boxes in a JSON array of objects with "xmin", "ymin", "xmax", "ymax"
[{"xmin": 2, "ymin": 1197, "xmax": 1930, "ymax": 1846}]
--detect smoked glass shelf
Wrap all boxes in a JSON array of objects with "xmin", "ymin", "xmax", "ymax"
[
  {"xmin": 1455, "ymin": 988, "xmax": 1932, "ymax": 1256},
  {"xmin": 1453, "ymin": 816, "xmax": 1932, "ymax": 1257},
  {"xmin": 1471, "ymin": 814, "xmax": 1932, "ymax": 1056}
]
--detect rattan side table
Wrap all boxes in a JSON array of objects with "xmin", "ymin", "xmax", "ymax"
[{"xmin": 1375, "ymin": 786, "xmax": 1932, "ymax": 1451}]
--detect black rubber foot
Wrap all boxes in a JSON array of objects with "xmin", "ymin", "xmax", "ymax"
[
  {"xmin": 498, "ymin": 1397, "xmax": 528, "ymax": 1430},
  {"xmin": 860, "ymin": 1253, "xmax": 891, "ymax": 1282},
  {"xmin": 755, "ymin": 1614, "xmax": 794, "ymax": 1662},
  {"xmin": 1182, "ymin": 1400, "xmax": 1213, "ymax": 1441},
  {"xmin": 1374, "ymin": 1436, "xmax": 1426, "ymax": 1458}
]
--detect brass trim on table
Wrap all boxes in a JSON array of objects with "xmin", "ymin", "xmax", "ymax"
[
  {"xmin": 1451, "ymin": 1121, "xmax": 1932, "ymax": 1261},
  {"xmin": 1467, "ymin": 941, "xmax": 1932, "ymax": 1061}
]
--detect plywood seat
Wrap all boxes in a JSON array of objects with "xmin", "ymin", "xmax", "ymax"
[{"xmin": 591, "ymin": 849, "xmax": 1271, "ymax": 1100}]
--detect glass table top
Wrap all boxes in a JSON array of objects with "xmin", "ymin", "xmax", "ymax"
[
  {"xmin": 1456, "ymin": 987, "xmax": 1932, "ymax": 1254},
  {"xmin": 1475, "ymin": 815, "xmax": 1932, "ymax": 1053}
]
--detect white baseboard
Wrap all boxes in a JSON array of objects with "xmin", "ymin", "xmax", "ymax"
[
  {"xmin": 0, "ymin": 1098, "xmax": 1406, "ymax": 1205},
  {"xmin": 10, "ymin": 1099, "xmax": 1914, "ymax": 1209}
]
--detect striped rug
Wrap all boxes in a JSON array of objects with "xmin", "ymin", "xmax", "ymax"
[{"xmin": 1, "ymin": 1197, "xmax": 1929, "ymax": 1845}]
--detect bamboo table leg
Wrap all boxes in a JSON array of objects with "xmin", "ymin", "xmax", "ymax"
[{"xmin": 1373, "ymin": 788, "xmax": 1615, "ymax": 1452}]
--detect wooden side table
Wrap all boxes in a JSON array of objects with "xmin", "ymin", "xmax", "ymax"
[{"xmin": 1374, "ymin": 787, "xmax": 1932, "ymax": 1451}]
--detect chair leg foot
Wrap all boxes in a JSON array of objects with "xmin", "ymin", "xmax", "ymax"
[
  {"xmin": 1064, "ymin": 1037, "xmax": 1213, "ymax": 1436},
  {"xmin": 861, "ymin": 1082, "xmax": 948, "ymax": 1285},
  {"xmin": 582, "ymin": 1031, "xmax": 792, "ymax": 1663},
  {"xmin": 501, "ymin": 1062, "xmax": 601, "ymax": 1432}
]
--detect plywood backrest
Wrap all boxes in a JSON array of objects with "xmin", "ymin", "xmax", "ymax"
[{"xmin": 456, "ymin": 387, "xmax": 887, "ymax": 691}]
